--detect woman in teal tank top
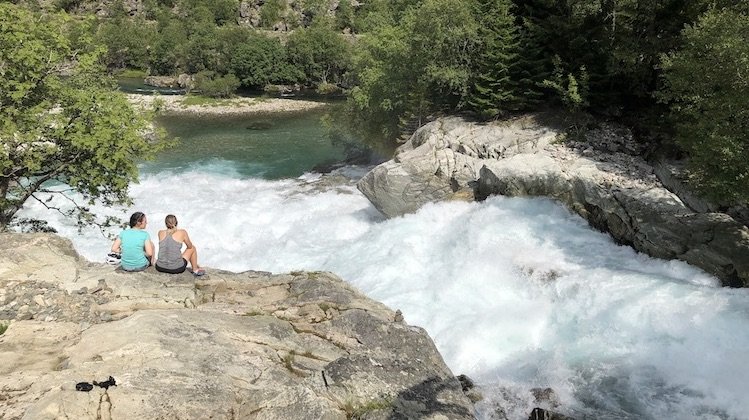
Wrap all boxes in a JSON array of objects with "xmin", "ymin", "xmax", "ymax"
[{"xmin": 111, "ymin": 212, "xmax": 154, "ymax": 272}]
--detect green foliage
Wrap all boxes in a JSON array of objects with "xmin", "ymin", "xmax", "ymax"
[
  {"xmin": 0, "ymin": 322, "xmax": 7, "ymax": 335},
  {"xmin": 541, "ymin": 56, "xmax": 589, "ymax": 112},
  {"xmin": 260, "ymin": 0, "xmax": 287, "ymax": 28},
  {"xmin": 229, "ymin": 33, "xmax": 302, "ymax": 88},
  {"xmin": 286, "ymin": 19, "xmax": 351, "ymax": 86},
  {"xmin": 342, "ymin": 397, "xmax": 393, "ymax": 419},
  {"xmin": 335, "ymin": 0, "xmax": 356, "ymax": 31},
  {"xmin": 466, "ymin": 0, "xmax": 518, "ymax": 118},
  {"xmin": 659, "ymin": 6, "xmax": 749, "ymax": 204},
  {"xmin": 116, "ymin": 68, "xmax": 149, "ymax": 78},
  {"xmin": 509, "ymin": 0, "xmax": 715, "ymax": 114},
  {"xmin": 179, "ymin": 0, "xmax": 239, "ymax": 25},
  {"xmin": 344, "ymin": 0, "xmax": 478, "ymax": 144},
  {"xmin": 300, "ymin": 0, "xmax": 330, "ymax": 23},
  {"xmin": 97, "ymin": 17, "xmax": 157, "ymax": 70},
  {"xmin": 148, "ymin": 21, "xmax": 189, "ymax": 74},
  {"xmin": 193, "ymin": 71, "xmax": 240, "ymax": 98},
  {"xmin": 353, "ymin": 0, "xmax": 396, "ymax": 32},
  {"xmin": 345, "ymin": 23, "xmax": 410, "ymax": 143},
  {"xmin": 183, "ymin": 27, "xmax": 222, "ymax": 73},
  {"xmin": 0, "ymin": 4, "xmax": 170, "ymax": 230}
]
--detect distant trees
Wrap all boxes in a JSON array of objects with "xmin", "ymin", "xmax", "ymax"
[
  {"xmin": 0, "ymin": 4, "xmax": 168, "ymax": 230},
  {"xmin": 229, "ymin": 34, "xmax": 302, "ymax": 88},
  {"xmin": 28, "ymin": 0, "xmax": 748, "ymax": 202},
  {"xmin": 286, "ymin": 20, "xmax": 351, "ymax": 87},
  {"xmin": 91, "ymin": 0, "xmax": 351, "ymax": 94},
  {"xmin": 97, "ymin": 16, "xmax": 156, "ymax": 70}
]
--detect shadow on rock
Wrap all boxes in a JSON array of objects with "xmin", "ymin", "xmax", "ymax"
[{"xmin": 388, "ymin": 376, "xmax": 474, "ymax": 420}]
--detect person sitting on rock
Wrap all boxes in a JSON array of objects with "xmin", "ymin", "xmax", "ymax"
[
  {"xmin": 111, "ymin": 211, "xmax": 154, "ymax": 272},
  {"xmin": 155, "ymin": 214, "xmax": 205, "ymax": 276}
]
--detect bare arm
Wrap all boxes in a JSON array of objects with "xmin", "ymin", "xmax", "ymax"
[
  {"xmin": 111, "ymin": 237, "xmax": 121, "ymax": 253},
  {"xmin": 182, "ymin": 230, "xmax": 194, "ymax": 249},
  {"xmin": 145, "ymin": 239, "xmax": 155, "ymax": 264}
]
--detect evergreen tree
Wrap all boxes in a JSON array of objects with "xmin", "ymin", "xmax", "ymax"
[
  {"xmin": 466, "ymin": 0, "xmax": 519, "ymax": 118},
  {"xmin": 510, "ymin": 0, "xmax": 559, "ymax": 108}
]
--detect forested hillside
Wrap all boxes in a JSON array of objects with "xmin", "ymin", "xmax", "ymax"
[{"xmin": 5, "ymin": 0, "xmax": 749, "ymax": 204}]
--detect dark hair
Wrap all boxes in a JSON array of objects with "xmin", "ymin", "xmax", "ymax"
[{"xmin": 129, "ymin": 212, "xmax": 146, "ymax": 228}]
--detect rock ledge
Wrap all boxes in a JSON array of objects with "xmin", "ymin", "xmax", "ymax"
[{"xmin": 0, "ymin": 233, "xmax": 474, "ymax": 420}]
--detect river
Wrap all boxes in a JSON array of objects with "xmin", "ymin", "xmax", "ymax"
[{"xmin": 16, "ymin": 111, "xmax": 749, "ymax": 420}]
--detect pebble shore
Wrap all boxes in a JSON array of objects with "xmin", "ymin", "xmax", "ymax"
[{"xmin": 126, "ymin": 93, "xmax": 329, "ymax": 116}]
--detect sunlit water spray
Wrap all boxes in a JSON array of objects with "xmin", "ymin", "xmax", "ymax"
[{"xmin": 17, "ymin": 165, "xmax": 749, "ymax": 420}]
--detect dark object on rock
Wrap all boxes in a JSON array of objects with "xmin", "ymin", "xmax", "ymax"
[
  {"xmin": 94, "ymin": 376, "xmax": 117, "ymax": 389},
  {"xmin": 394, "ymin": 309, "xmax": 404, "ymax": 323},
  {"xmin": 528, "ymin": 407, "xmax": 573, "ymax": 420},
  {"xmin": 75, "ymin": 382, "xmax": 93, "ymax": 392},
  {"xmin": 105, "ymin": 252, "xmax": 121, "ymax": 265},
  {"xmin": 456, "ymin": 374, "xmax": 474, "ymax": 392},
  {"xmin": 456, "ymin": 374, "xmax": 483, "ymax": 402},
  {"xmin": 75, "ymin": 376, "xmax": 116, "ymax": 392}
]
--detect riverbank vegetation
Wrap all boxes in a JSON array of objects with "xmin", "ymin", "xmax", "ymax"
[
  {"xmin": 0, "ymin": 4, "xmax": 170, "ymax": 231},
  {"xmin": 3, "ymin": 0, "xmax": 748, "ymax": 206}
]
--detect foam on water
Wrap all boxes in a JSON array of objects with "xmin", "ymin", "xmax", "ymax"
[{"xmin": 16, "ymin": 167, "xmax": 749, "ymax": 419}]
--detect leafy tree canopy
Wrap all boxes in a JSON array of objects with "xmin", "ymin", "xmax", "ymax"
[
  {"xmin": 0, "ymin": 4, "xmax": 169, "ymax": 230},
  {"xmin": 343, "ymin": 0, "xmax": 478, "ymax": 145},
  {"xmin": 659, "ymin": 6, "xmax": 749, "ymax": 204},
  {"xmin": 287, "ymin": 18, "xmax": 352, "ymax": 86},
  {"xmin": 230, "ymin": 34, "xmax": 302, "ymax": 88}
]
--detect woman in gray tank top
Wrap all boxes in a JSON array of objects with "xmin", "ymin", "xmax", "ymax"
[{"xmin": 155, "ymin": 214, "xmax": 205, "ymax": 276}]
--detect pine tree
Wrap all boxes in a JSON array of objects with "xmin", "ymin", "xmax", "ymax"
[
  {"xmin": 466, "ymin": 0, "xmax": 520, "ymax": 118},
  {"xmin": 510, "ymin": 0, "xmax": 559, "ymax": 109}
]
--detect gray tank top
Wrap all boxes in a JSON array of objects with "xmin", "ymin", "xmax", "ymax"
[{"xmin": 157, "ymin": 231, "xmax": 184, "ymax": 269}]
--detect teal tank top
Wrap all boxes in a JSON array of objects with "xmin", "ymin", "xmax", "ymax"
[{"xmin": 120, "ymin": 229, "xmax": 149, "ymax": 269}]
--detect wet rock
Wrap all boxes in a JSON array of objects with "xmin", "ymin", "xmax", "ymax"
[
  {"xmin": 458, "ymin": 374, "xmax": 483, "ymax": 403},
  {"xmin": 528, "ymin": 407, "xmax": 573, "ymax": 420}
]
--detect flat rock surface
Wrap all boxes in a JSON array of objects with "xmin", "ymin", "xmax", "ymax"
[{"xmin": 0, "ymin": 233, "xmax": 475, "ymax": 420}]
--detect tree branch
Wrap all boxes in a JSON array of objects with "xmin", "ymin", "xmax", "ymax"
[{"xmin": 29, "ymin": 191, "xmax": 118, "ymax": 239}]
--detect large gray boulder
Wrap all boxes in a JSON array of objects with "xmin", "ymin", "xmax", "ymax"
[
  {"xmin": 0, "ymin": 233, "xmax": 475, "ymax": 419},
  {"xmin": 357, "ymin": 117, "xmax": 558, "ymax": 218},
  {"xmin": 357, "ymin": 116, "xmax": 749, "ymax": 287}
]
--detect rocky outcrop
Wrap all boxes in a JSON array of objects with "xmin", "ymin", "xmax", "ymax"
[
  {"xmin": 238, "ymin": 0, "xmax": 360, "ymax": 30},
  {"xmin": 0, "ymin": 233, "xmax": 475, "ymax": 419},
  {"xmin": 357, "ymin": 116, "xmax": 749, "ymax": 287}
]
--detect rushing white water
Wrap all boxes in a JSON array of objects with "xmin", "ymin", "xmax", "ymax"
[{"xmin": 17, "ymin": 166, "xmax": 749, "ymax": 420}]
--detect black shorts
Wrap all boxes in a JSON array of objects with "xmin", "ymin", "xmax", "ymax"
[{"xmin": 155, "ymin": 258, "xmax": 188, "ymax": 274}]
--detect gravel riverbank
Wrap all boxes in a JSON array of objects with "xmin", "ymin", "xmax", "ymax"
[{"xmin": 127, "ymin": 94, "xmax": 329, "ymax": 116}]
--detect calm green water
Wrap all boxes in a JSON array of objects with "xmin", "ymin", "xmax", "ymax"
[{"xmin": 144, "ymin": 110, "xmax": 345, "ymax": 179}]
